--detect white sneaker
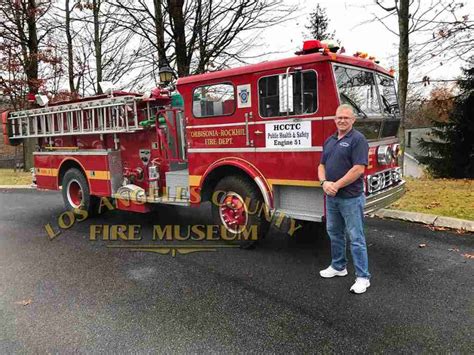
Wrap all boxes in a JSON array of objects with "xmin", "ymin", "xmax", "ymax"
[
  {"xmin": 319, "ymin": 265, "xmax": 348, "ymax": 278},
  {"xmin": 350, "ymin": 277, "xmax": 371, "ymax": 294}
]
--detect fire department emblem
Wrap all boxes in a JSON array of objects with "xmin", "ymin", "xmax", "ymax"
[
  {"xmin": 237, "ymin": 84, "xmax": 251, "ymax": 108},
  {"xmin": 239, "ymin": 89, "xmax": 249, "ymax": 104}
]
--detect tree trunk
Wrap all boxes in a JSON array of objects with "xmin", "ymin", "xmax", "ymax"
[
  {"xmin": 397, "ymin": 0, "xmax": 409, "ymax": 173},
  {"xmin": 196, "ymin": 0, "xmax": 207, "ymax": 74},
  {"xmin": 93, "ymin": 0, "xmax": 103, "ymax": 94},
  {"xmin": 153, "ymin": 0, "xmax": 168, "ymax": 69},
  {"xmin": 168, "ymin": 0, "xmax": 188, "ymax": 76},
  {"xmin": 26, "ymin": 0, "xmax": 39, "ymax": 93},
  {"xmin": 65, "ymin": 0, "xmax": 76, "ymax": 94},
  {"xmin": 24, "ymin": 0, "xmax": 40, "ymax": 170}
]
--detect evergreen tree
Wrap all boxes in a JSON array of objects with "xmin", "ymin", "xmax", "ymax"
[
  {"xmin": 305, "ymin": 4, "xmax": 336, "ymax": 41},
  {"xmin": 417, "ymin": 65, "xmax": 474, "ymax": 178}
]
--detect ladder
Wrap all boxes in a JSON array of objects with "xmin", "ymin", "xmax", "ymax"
[{"xmin": 7, "ymin": 95, "xmax": 142, "ymax": 140}]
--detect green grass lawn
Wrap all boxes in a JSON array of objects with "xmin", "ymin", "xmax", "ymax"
[
  {"xmin": 390, "ymin": 177, "xmax": 474, "ymax": 221},
  {"xmin": 0, "ymin": 169, "xmax": 32, "ymax": 185}
]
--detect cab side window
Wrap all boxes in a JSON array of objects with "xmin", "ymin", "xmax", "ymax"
[
  {"xmin": 259, "ymin": 71, "xmax": 317, "ymax": 118},
  {"xmin": 193, "ymin": 83, "xmax": 235, "ymax": 118}
]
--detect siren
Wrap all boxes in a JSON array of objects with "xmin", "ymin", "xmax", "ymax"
[
  {"xmin": 27, "ymin": 92, "xmax": 36, "ymax": 103},
  {"xmin": 295, "ymin": 40, "xmax": 324, "ymax": 55},
  {"xmin": 295, "ymin": 40, "xmax": 340, "ymax": 56}
]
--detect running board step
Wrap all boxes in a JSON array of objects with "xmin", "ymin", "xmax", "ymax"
[{"xmin": 165, "ymin": 169, "xmax": 189, "ymax": 200}]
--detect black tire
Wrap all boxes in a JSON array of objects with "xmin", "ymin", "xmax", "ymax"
[
  {"xmin": 61, "ymin": 168, "xmax": 99, "ymax": 217},
  {"xmin": 211, "ymin": 175, "xmax": 270, "ymax": 249}
]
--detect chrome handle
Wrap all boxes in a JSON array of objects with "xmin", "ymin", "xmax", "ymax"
[{"xmin": 244, "ymin": 113, "xmax": 250, "ymax": 146}]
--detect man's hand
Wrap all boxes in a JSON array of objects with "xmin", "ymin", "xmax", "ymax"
[{"xmin": 323, "ymin": 181, "xmax": 339, "ymax": 196}]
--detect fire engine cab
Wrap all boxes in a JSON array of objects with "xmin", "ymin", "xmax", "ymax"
[{"xmin": 2, "ymin": 40, "xmax": 405, "ymax": 243}]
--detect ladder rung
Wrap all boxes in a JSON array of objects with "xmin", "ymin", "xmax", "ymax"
[{"xmin": 7, "ymin": 96, "xmax": 144, "ymax": 139}]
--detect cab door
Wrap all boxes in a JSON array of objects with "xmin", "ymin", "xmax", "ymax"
[
  {"xmin": 250, "ymin": 67, "xmax": 325, "ymax": 220},
  {"xmin": 184, "ymin": 80, "xmax": 257, "ymax": 176},
  {"xmin": 251, "ymin": 68, "xmax": 317, "ymax": 155}
]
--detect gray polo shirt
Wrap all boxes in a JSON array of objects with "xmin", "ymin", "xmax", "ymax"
[{"xmin": 321, "ymin": 128, "xmax": 369, "ymax": 198}]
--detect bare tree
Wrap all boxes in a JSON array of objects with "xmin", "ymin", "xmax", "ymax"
[
  {"xmin": 0, "ymin": 0, "xmax": 58, "ymax": 169},
  {"xmin": 64, "ymin": 0, "xmax": 82, "ymax": 95},
  {"xmin": 410, "ymin": 3, "xmax": 474, "ymax": 68},
  {"xmin": 0, "ymin": 0, "xmax": 57, "ymax": 101},
  {"xmin": 375, "ymin": 0, "xmax": 409, "ymax": 144},
  {"xmin": 63, "ymin": 0, "xmax": 146, "ymax": 94},
  {"xmin": 110, "ymin": 0, "xmax": 295, "ymax": 81},
  {"xmin": 373, "ymin": 0, "xmax": 472, "ymax": 170}
]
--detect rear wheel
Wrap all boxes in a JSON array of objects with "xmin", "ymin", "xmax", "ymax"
[
  {"xmin": 61, "ymin": 168, "xmax": 99, "ymax": 216},
  {"xmin": 211, "ymin": 175, "xmax": 270, "ymax": 249}
]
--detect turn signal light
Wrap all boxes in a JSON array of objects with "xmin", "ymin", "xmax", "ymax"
[{"xmin": 391, "ymin": 143, "xmax": 400, "ymax": 159}]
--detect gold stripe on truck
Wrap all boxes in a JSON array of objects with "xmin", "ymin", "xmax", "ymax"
[
  {"xmin": 267, "ymin": 179, "xmax": 321, "ymax": 187},
  {"xmin": 189, "ymin": 175, "xmax": 202, "ymax": 186},
  {"xmin": 35, "ymin": 168, "xmax": 58, "ymax": 177},
  {"xmin": 86, "ymin": 170, "xmax": 110, "ymax": 180}
]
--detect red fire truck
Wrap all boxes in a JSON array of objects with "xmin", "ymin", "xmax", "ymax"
[{"xmin": 2, "ymin": 40, "xmax": 405, "ymax": 242}]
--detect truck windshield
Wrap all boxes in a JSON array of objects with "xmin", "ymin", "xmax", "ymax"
[
  {"xmin": 334, "ymin": 65, "xmax": 381, "ymax": 117},
  {"xmin": 333, "ymin": 64, "xmax": 401, "ymax": 139}
]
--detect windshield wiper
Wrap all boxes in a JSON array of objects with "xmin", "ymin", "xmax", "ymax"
[
  {"xmin": 381, "ymin": 95, "xmax": 399, "ymax": 118},
  {"xmin": 381, "ymin": 95, "xmax": 393, "ymax": 114},
  {"xmin": 340, "ymin": 92, "xmax": 368, "ymax": 119}
]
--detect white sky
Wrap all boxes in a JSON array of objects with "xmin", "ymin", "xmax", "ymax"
[
  {"xmin": 248, "ymin": 0, "xmax": 473, "ymax": 85},
  {"xmin": 55, "ymin": 0, "xmax": 471, "ymax": 94}
]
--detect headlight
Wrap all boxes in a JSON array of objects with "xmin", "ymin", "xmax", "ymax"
[
  {"xmin": 392, "ymin": 167, "xmax": 402, "ymax": 182},
  {"xmin": 377, "ymin": 145, "xmax": 393, "ymax": 165},
  {"xmin": 368, "ymin": 175, "xmax": 382, "ymax": 193}
]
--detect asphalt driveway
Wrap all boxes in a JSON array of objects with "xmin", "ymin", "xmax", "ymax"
[{"xmin": 0, "ymin": 189, "xmax": 472, "ymax": 353}]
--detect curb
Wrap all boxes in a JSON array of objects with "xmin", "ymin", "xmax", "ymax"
[
  {"xmin": 0, "ymin": 185, "xmax": 35, "ymax": 189},
  {"xmin": 404, "ymin": 152, "xmax": 420, "ymax": 164},
  {"xmin": 374, "ymin": 209, "xmax": 474, "ymax": 232}
]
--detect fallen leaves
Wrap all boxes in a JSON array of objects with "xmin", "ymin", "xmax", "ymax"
[
  {"xmin": 427, "ymin": 225, "xmax": 449, "ymax": 232},
  {"xmin": 448, "ymin": 248, "xmax": 460, "ymax": 252},
  {"xmin": 392, "ymin": 177, "xmax": 474, "ymax": 221},
  {"xmin": 425, "ymin": 202, "xmax": 441, "ymax": 209},
  {"xmin": 461, "ymin": 253, "xmax": 474, "ymax": 259},
  {"xmin": 15, "ymin": 299, "xmax": 32, "ymax": 306},
  {"xmin": 419, "ymin": 243, "xmax": 427, "ymax": 248},
  {"xmin": 425, "ymin": 224, "xmax": 471, "ymax": 234}
]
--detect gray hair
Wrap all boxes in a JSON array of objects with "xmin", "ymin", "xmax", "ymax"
[{"xmin": 336, "ymin": 104, "xmax": 355, "ymax": 116}]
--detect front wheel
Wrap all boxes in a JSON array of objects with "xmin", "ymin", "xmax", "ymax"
[
  {"xmin": 211, "ymin": 175, "xmax": 270, "ymax": 249},
  {"xmin": 61, "ymin": 168, "xmax": 99, "ymax": 216}
]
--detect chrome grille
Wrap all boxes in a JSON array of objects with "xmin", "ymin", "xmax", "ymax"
[{"xmin": 367, "ymin": 168, "xmax": 402, "ymax": 194}]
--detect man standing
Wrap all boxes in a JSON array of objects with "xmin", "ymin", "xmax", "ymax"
[{"xmin": 318, "ymin": 104, "xmax": 371, "ymax": 294}]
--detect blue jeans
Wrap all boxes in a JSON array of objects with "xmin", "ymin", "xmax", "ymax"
[{"xmin": 325, "ymin": 195, "xmax": 371, "ymax": 279}]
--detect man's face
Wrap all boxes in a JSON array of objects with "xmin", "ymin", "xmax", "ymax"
[{"xmin": 335, "ymin": 108, "xmax": 355, "ymax": 133}]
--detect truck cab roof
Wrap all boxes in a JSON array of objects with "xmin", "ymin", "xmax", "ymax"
[{"xmin": 177, "ymin": 52, "xmax": 392, "ymax": 86}]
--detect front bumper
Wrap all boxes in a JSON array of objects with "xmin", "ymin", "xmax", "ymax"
[{"xmin": 365, "ymin": 180, "xmax": 406, "ymax": 214}]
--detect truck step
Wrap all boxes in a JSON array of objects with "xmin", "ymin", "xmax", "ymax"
[{"xmin": 165, "ymin": 169, "xmax": 189, "ymax": 200}]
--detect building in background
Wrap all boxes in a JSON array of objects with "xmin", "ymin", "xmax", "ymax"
[
  {"xmin": 0, "ymin": 93, "xmax": 24, "ymax": 169},
  {"xmin": 404, "ymin": 128, "xmax": 431, "ymax": 178}
]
